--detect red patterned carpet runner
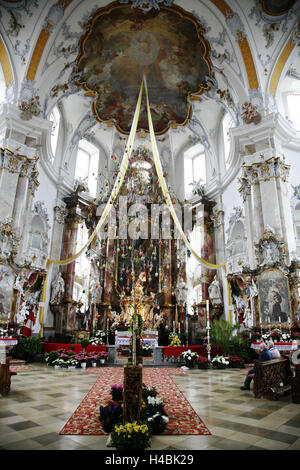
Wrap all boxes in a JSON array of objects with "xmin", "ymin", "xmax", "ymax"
[{"xmin": 59, "ymin": 367, "xmax": 211, "ymax": 436}]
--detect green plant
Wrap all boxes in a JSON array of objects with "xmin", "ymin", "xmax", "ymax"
[
  {"xmin": 45, "ymin": 350, "xmax": 59, "ymax": 365},
  {"xmin": 16, "ymin": 337, "xmax": 42, "ymax": 362},
  {"xmin": 230, "ymin": 334, "xmax": 256, "ymax": 362},
  {"xmin": 80, "ymin": 338, "xmax": 90, "ymax": 349},
  {"xmin": 210, "ymin": 319, "xmax": 236, "ymax": 354},
  {"xmin": 111, "ymin": 422, "xmax": 151, "ymax": 450}
]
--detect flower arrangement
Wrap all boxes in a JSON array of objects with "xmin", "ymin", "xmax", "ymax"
[
  {"xmin": 212, "ymin": 355, "xmax": 229, "ymax": 369},
  {"xmin": 145, "ymin": 395, "xmax": 165, "ymax": 413},
  {"xmin": 111, "ymin": 422, "xmax": 151, "ymax": 450},
  {"xmin": 141, "ymin": 409, "xmax": 169, "ymax": 434},
  {"xmin": 180, "ymin": 349, "xmax": 199, "ymax": 368},
  {"xmin": 196, "ymin": 356, "xmax": 211, "ymax": 369},
  {"xmin": 142, "ymin": 384, "xmax": 158, "ymax": 400},
  {"xmin": 99, "ymin": 402, "xmax": 123, "ymax": 433},
  {"xmin": 228, "ymin": 355, "xmax": 245, "ymax": 368},
  {"xmin": 73, "ymin": 353, "xmax": 89, "ymax": 364},
  {"xmin": 142, "ymin": 343, "xmax": 153, "ymax": 356},
  {"xmin": 110, "ymin": 384, "xmax": 123, "ymax": 402},
  {"xmin": 89, "ymin": 330, "xmax": 106, "ymax": 345},
  {"xmin": 169, "ymin": 333, "xmax": 181, "ymax": 347}
]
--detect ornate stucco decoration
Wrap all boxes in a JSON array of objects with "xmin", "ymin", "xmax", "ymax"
[
  {"xmin": 0, "ymin": 217, "xmax": 20, "ymax": 263},
  {"xmin": 0, "ymin": 148, "xmax": 40, "ymax": 195},
  {"xmin": 119, "ymin": 0, "xmax": 174, "ymax": 14},
  {"xmin": 254, "ymin": 229, "xmax": 287, "ymax": 269},
  {"xmin": 75, "ymin": 2, "xmax": 212, "ymax": 135},
  {"xmin": 241, "ymin": 101, "xmax": 261, "ymax": 125},
  {"xmin": 211, "ymin": 209, "xmax": 224, "ymax": 229},
  {"xmin": 238, "ymin": 157, "xmax": 290, "ymax": 201},
  {"xmin": 54, "ymin": 204, "xmax": 68, "ymax": 225}
]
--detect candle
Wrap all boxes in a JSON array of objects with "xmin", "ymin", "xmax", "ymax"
[{"xmin": 279, "ymin": 316, "xmax": 281, "ymax": 324}]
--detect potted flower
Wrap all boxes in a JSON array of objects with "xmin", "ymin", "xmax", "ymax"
[
  {"xmin": 52, "ymin": 358, "xmax": 65, "ymax": 369},
  {"xmin": 45, "ymin": 350, "xmax": 59, "ymax": 366},
  {"xmin": 99, "ymin": 351, "xmax": 108, "ymax": 364},
  {"xmin": 180, "ymin": 349, "xmax": 199, "ymax": 368},
  {"xmin": 89, "ymin": 330, "xmax": 106, "ymax": 345},
  {"xmin": 142, "ymin": 344, "xmax": 153, "ymax": 357},
  {"xmin": 67, "ymin": 359, "xmax": 78, "ymax": 369},
  {"xmin": 74, "ymin": 354, "xmax": 88, "ymax": 368},
  {"xmin": 228, "ymin": 355, "xmax": 245, "ymax": 368},
  {"xmin": 111, "ymin": 422, "xmax": 151, "ymax": 450},
  {"xmin": 142, "ymin": 384, "xmax": 158, "ymax": 400},
  {"xmin": 110, "ymin": 384, "xmax": 123, "ymax": 402},
  {"xmin": 99, "ymin": 402, "xmax": 123, "ymax": 433},
  {"xmin": 145, "ymin": 395, "xmax": 165, "ymax": 413},
  {"xmin": 212, "ymin": 355, "xmax": 229, "ymax": 369},
  {"xmin": 141, "ymin": 409, "xmax": 169, "ymax": 434},
  {"xmin": 169, "ymin": 333, "xmax": 181, "ymax": 347},
  {"xmin": 196, "ymin": 356, "xmax": 211, "ymax": 369}
]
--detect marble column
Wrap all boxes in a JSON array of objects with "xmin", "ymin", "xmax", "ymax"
[
  {"xmin": 200, "ymin": 202, "xmax": 216, "ymax": 301},
  {"xmin": 12, "ymin": 175, "xmax": 29, "ymax": 234},
  {"xmin": 61, "ymin": 216, "xmax": 81, "ymax": 302}
]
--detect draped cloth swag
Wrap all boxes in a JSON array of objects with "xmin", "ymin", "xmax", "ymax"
[{"xmin": 39, "ymin": 71, "xmax": 232, "ymax": 333}]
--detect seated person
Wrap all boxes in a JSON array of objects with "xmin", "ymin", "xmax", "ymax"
[
  {"xmin": 240, "ymin": 342, "xmax": 272, "ymax": 391},
  {"xmin": 266, "ymin": 339, "xmax": 280, "ymax": 359}
]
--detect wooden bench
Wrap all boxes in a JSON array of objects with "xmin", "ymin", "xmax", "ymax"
[
  {"xmin": 0, "ymin": 357, "xmax": 17, "ymax": 397},
  {"xmin": 253, "ymin": 357, "xmax": 292, "ymax": 400}
]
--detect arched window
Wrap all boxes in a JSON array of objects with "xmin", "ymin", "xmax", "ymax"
[
  {"xmin": 222, "ymin": 112, "xmax": 234, "ymax": 167},
  {"xmin": 184, "ymin": 143, "xmax": 206, "ymax": 199},
  {"xmin": 286, "ymin": 93, "xmax": 300, "ymax": 131},
  {"xmin": 49, "ymin": 106, "xmax": 61, "ymax": 160},
  {"xmin": 75, "ymin": 139, "xmax": 99, "ymax": 197}
]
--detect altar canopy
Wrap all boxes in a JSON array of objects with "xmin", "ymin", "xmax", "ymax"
[{"xmin": 39, "ymin": 72, "xmax": 230, "ymax": 333}]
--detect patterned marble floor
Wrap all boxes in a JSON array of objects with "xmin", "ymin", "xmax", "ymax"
[{"xmin": 0, "ymin": 363, "xmax": 300, "ymax": 450}]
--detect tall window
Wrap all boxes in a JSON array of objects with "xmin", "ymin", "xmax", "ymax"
[
  {"xmin": 75, "ymin": 139, "xmax": 99, "ymax": 197},
  {"xmin": 49, "ymin": 106, "xmax": 61, "ymax": 160},
  {"xmin": 222, "ymin": 112, "xmax": 234, "ymax": 167},
  {"xmin": 286, "ymin": 94, "xmax": 300, "ymax": 131},
  {"xmin": 184, "ymin": 143, "xmax": 206, "ymax": 199}
]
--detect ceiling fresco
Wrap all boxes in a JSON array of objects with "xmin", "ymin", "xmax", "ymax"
[{"xmin": 75, "ymin": 2, "xmax": 212, "ymax": 135}]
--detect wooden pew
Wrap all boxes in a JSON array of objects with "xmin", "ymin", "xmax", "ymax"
[
  {"xmin": 253, "ymin": 357, "xmax": 292, "ymax": 400},
  {"xmin": 0, "ymin": 357, "xmax": 16, "ymax": 397}
]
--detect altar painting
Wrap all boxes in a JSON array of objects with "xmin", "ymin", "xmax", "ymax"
[
  {"xmin": 258, "ymin": 269, "xmax": 292, "ymax": 324},
  {"xmin": 0, "ymin": 265, "xmax": 14, "ymax": 322}
]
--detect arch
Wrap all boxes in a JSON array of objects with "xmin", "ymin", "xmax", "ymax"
[
  {"xmin": 0, "ymin": 36, "xmax": 13, "ymax": 86},
  {"xmin": 209, "ymin": 0, "xmax": 259, "ymax": 90},
  {"xmin": 269, "ymin": 37, "xmax": 296, "ymax": 97},
  {"xmin": 26, "ymin": 0, "xmax": 75, "ymax": 81}
]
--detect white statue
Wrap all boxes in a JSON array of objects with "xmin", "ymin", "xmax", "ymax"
[
  {"xmin": 15, "ymin": 302, "xmax": 28, "ymax": 324},
  {"xmin": 90, "ymin": 279, "xmax": 103, "ymax": 303},
  {"xmin": 244, "ymin": 307, "xmax": 253, "ymax": 328},
  {"xmin": 154, "ymin": 310, "xmax": 164, "ymax": 326},
  {"xmin": 208, "ymin": 276, "xmax": 222, "ymax": 305},
  {"xmin": 175, "ymin": 277, "xmax": 187, "ymax": 305},
  {"xmin": 50, "ymin": 272, "xmax": 65, "ymax": 304},
  {"xmin": 249, "ymin": 279, "xmax": 258, "ymax": 299},
  {"xmin": 14, "ymin": 273, "xmax": 25, "ymax": 295}
]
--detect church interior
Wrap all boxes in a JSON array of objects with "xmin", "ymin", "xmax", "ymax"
[{"xmin": 1, "ymin": 0, "xmax": 300, "ymax": 452}]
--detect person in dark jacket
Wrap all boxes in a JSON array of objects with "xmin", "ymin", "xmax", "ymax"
[{"xmin": 240, "ymin": 342, "xmax": 272, "ymax": 390}]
